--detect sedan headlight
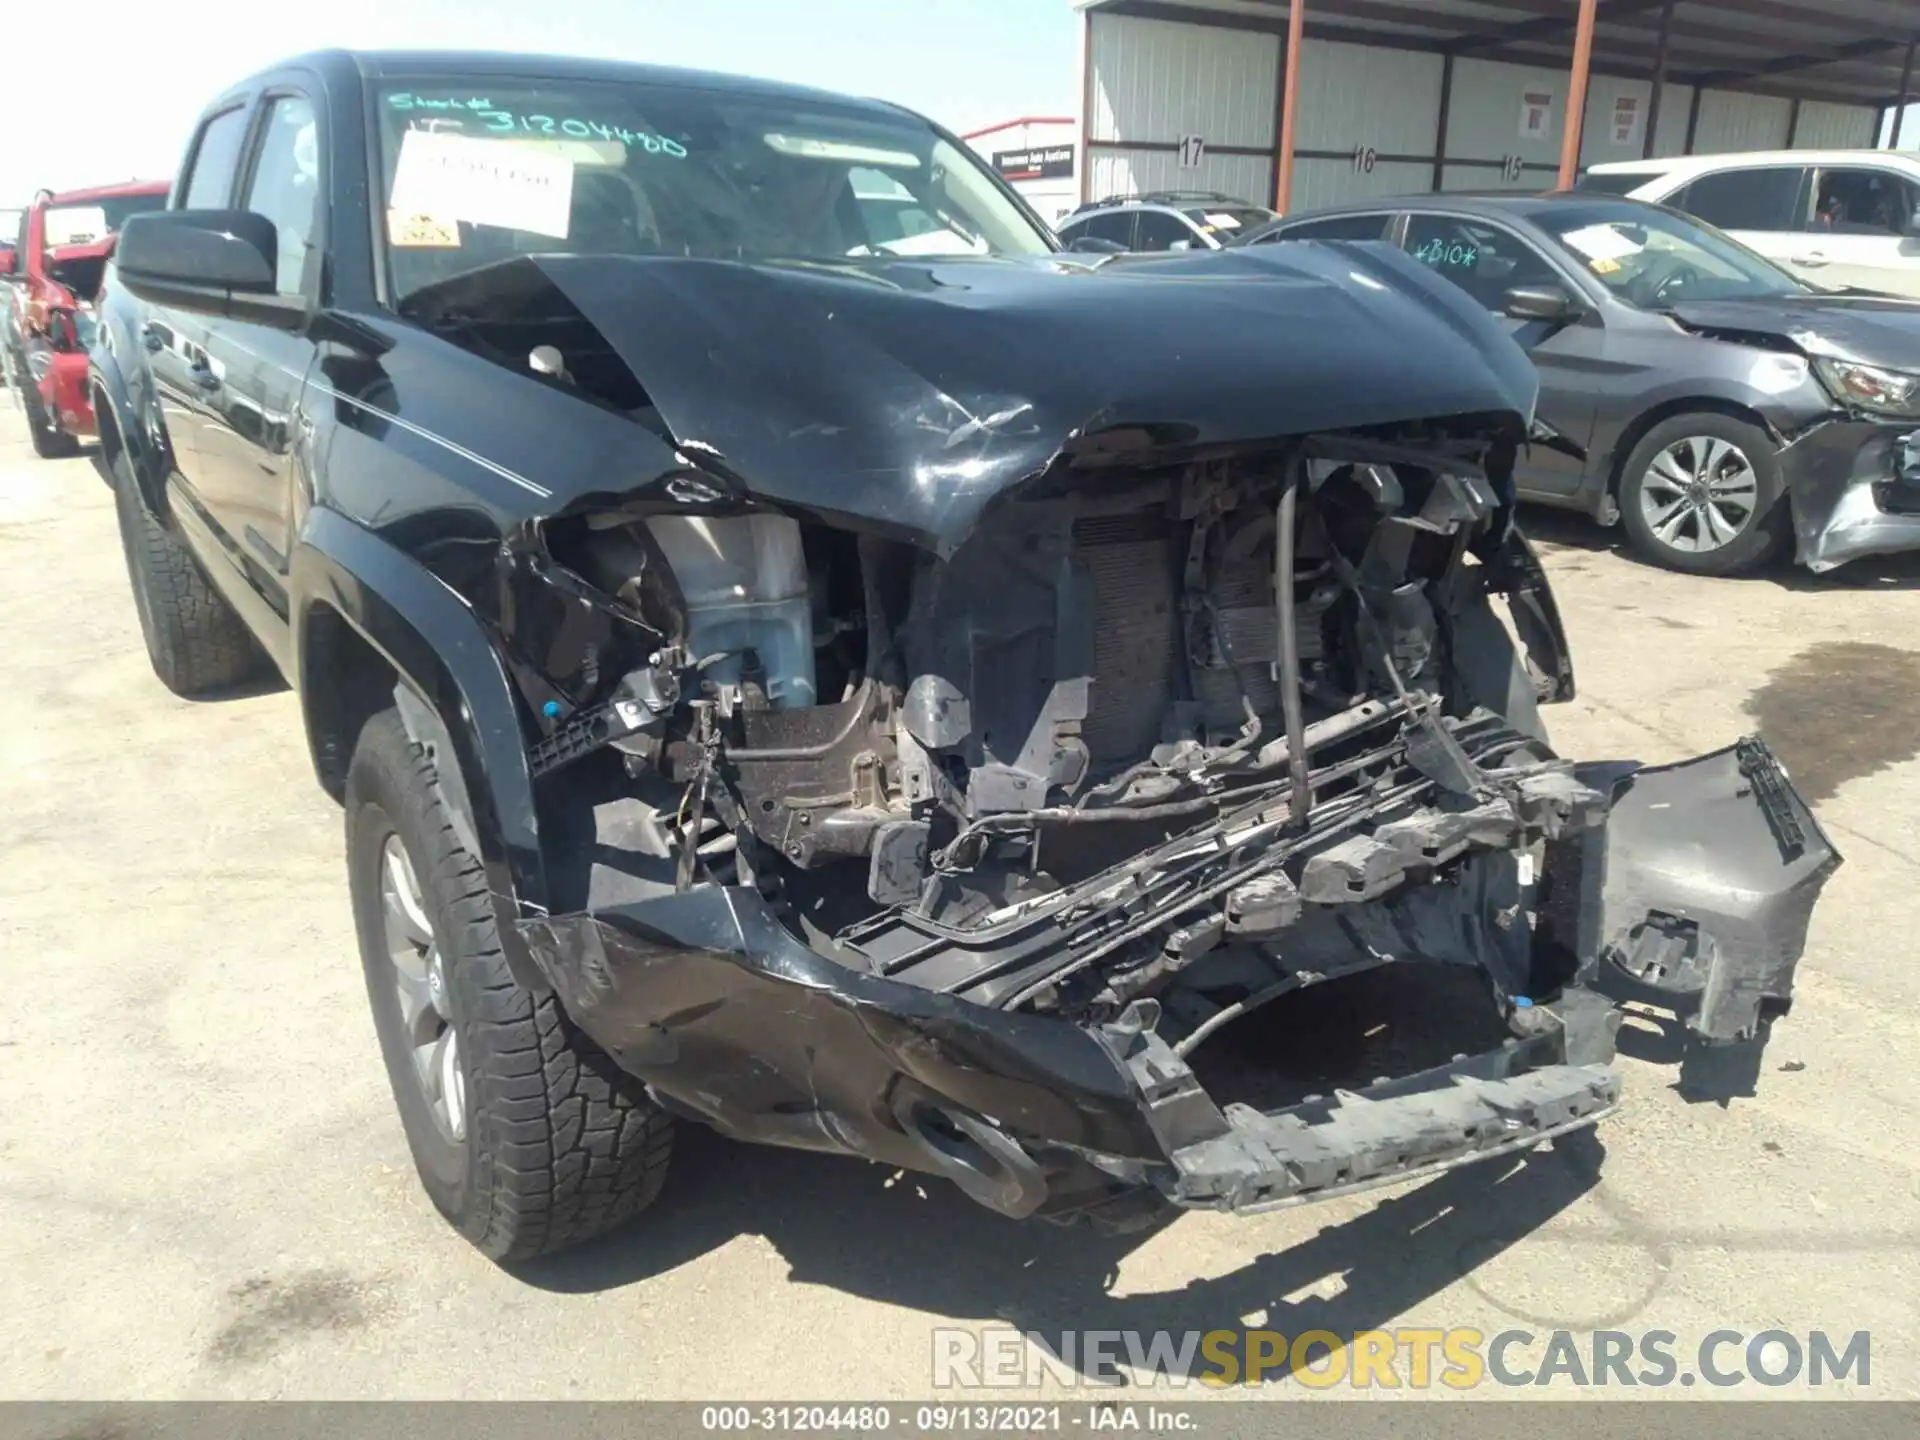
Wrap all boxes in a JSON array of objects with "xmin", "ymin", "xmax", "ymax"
[{"xmin": 1813, "ymin": 357, "xmax": 1920, "ymax": 418}]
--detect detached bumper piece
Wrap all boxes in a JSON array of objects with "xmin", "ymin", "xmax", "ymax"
[{"xmin": 1163, "ymin": 1049, "xmax": 1619, "ymax": 1215}]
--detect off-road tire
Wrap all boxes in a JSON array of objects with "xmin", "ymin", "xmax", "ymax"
[
  {"xmin": 110, "ymin": 452, "xmax": 261, "ymax": 695},
  {"xmin": 1616, "ymin": 412, "xmax": 1792, "ymax": 577},
  {"xmin": 19, "ymin": 367, "xmax": 78, "ymax": 458},
  {"xmin": 346, "ymin": 709, "xmax": 674, "ymax": 1262}
]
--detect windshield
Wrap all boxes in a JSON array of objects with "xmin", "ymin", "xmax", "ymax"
[
  {"xmin": 1182, "ymin": 205, "xmax": 1275, "ymax": 241},
  {"xmin": 375, "ymin": 79, "xmax": 1052, "ymax": 300},
  {"xmin": 43, "ymin": 194, "xmax": 167, "ymax": 248},
  {"xmin": 1533, "ymin": 200, "xmax": 1809, "ymax": 308}
]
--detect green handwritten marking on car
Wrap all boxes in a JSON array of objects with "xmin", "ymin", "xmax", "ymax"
[
  {"xmin": 1414, "ymin": 238, "xmax": 1478, "ymax": 268},
  {"xmin": 386, "ymin": 93, "xmax": 689, "ymax": 157}
]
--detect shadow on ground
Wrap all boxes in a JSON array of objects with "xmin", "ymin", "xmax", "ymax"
[{"xmin": 517, "ymin": 968, "xmax": 1607, "ymax": 1384}]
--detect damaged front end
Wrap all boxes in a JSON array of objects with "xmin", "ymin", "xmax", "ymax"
[
  {"xmin": 1780, "ymin": 417, "xmax": 1920, "ymax": 573},
  {"xmin": 492, "ymin": 403, "xmax": 1838, "ymax": 1225}
]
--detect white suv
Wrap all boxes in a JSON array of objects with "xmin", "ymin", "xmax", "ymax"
[{"xmin": 1580, "ymin": 149, "xmax": 1920, "ymax": 298}]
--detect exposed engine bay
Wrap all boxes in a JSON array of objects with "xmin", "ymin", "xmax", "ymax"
[
  {"xmin": 495, "ymin": 417, "xmax": 1835, "ymax": 1225},
  {"xmin": 533, "ymin": 430, "xmax": 1573, "ymax": 992}
]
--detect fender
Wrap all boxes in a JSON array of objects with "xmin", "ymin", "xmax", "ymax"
[
  {"xmin": 292, "ymin": 508, "xmax": 551, "ymax": 952},
  {"xmin": 87, "ymin": 310, "xmax": 175, "ymax": 516}
]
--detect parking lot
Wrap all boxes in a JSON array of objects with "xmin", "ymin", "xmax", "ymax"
[{"xmin": 3, "ymin": 398, "xmax": 1919, "ymax": 1401}]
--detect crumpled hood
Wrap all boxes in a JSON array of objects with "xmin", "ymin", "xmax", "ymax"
[
  {"xmin": 1668, "ymin": 292, "xmax": 1920, "ymax": 371},
  {"xmin": 525, "ymin": 245, "xmax": 1538, "ymax": 551}
]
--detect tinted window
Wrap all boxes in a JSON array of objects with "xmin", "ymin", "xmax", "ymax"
[
  {"xmin": 1402, "ymin": 214, "xmax": 1560, "ymax": 308},
  {"xmin": 1134, "ymin": 211, "xmax": 1197, "ymax": 251},
  {"xmin": 1673, "ymin": 166, "xmax": 1806, "ymax": 232},
  {"xmin": 1270, "ymin": 213, "xmax": 1393, "ymax": 242},
  {"xmin": 1075, "ymin": 210, "xmax": 1136, "ymax": 246},
  {"xmin": 183, "ymin": 108, "xmax": 252, "ymax": 210},
  {"xmin": 242, "ymin": 95, "xmax": 321, "ymax": 294},
  {"xmin": 1812, "ymin": 167, "xmax": 1919, "ymax": 235}
]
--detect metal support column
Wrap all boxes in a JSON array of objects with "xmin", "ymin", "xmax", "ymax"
[
  {"xmin": 1432, "ymin": 52, "xmax": 1455, "ymax": 191},
  {"xmin": 1275, "ymin": 0, "xmax": 1307, "ymax": 212},
  {"xmin": 1077, "ymin": 8, "xmax": 1095, "ymax": 206},
  {"xmin": 1893, "ymin": 36, "xmax": 1917, "ymax": 150},
  {"xmin": 1643, "ymin": 0, "xmax": 1674, "ymax": 159},
  {"xmin": 1557, "ymin": 0, "xmax": 1599, "ymax": 189}
]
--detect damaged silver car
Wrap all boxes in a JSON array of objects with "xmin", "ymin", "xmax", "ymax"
[{"xmin": 94, "ymin": 51, "xmax": 1841, "ymax": 1259}]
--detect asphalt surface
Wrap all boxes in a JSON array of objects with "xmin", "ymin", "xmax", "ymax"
[{"xmin": 3, "ymin": 401, "xmax": 1919, "ymax": 1401}]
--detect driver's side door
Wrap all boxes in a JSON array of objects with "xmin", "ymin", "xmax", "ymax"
[{"xmin": 1399, "ymin": 212, "xmax": 1601, "ymax": 500}]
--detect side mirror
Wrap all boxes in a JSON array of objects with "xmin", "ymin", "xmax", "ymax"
[
  {"xmin": 1502, "ymin": 284, "xmax": 1582, "ymax": 323},
  {"xmin": 114, "ymin": 210, "xmax": 307, "ymax": 330},
  {"xmin": 1905, "ymin": 206, "xmax": 1920, "ymax": 238},
  {"xmin": 1067, "ymin": 234, "xmax": 1126, "ymax": 254},
  {"xmin": 1168, "ymin": 238, "xmax": 1192, "ymax": 252}
]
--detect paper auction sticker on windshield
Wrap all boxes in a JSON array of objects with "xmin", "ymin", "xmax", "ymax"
[
  {"xmin": 387, "ymin": 211, "xmax": 462, "ymax": 248},
  {"xmin": 1558, "ymin": 223, "xmax": 1641, "ymax": 264},
  {"xmin": 388, "ymin": 130, "xmax": 574, "ymax": 239}
]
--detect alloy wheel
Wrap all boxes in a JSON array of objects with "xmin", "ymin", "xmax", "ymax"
[
  {"xmin": 379, "ymin": 834, "xmax": 467, "ymax": 1143},
  {"xmin": 1637, "ymin": 435, "xmax": 1760, "ymax": 555}
]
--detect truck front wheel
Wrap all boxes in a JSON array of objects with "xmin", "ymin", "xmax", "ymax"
[{"xmin": 344, "ymin": 709, "xmax": 674, "ymax": 1261}]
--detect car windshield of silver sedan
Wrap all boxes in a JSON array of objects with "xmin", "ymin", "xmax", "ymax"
[
  {"xmin": 1534, "ymin": 201, "xmax": 1809, "ymax": 309},
  {"xmin": 375, "ymin": 79, "xmax": 1052, "ymax": 299}
]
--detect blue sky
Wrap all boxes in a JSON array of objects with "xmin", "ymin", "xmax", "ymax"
[{"xmin": 2, "ymin": 0, "xmax": 1080, "ymax": 203}]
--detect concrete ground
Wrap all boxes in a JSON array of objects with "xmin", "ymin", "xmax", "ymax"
[{"xmin": 3, "ymin": 401, "xmax": 1918, "ymax": 1402}]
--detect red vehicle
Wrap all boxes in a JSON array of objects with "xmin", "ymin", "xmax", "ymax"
[{"xmin": 4, "ymin": 179, "xmax": 169, "ymax": 456}]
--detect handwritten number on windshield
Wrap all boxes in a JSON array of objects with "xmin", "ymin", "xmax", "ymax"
[{"xmin": 389, "ymin": 93, "xmax": 688, "ymax": 157}]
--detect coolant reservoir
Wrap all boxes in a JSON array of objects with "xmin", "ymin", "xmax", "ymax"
[{"xmin": 644, "ymin": 514, "xmax": 816, "ymax": 709}]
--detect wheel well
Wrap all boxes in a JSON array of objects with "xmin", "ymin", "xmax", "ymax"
[
  {"xmin": 303, "ymin": 602, "xmax": 399, "ymax": 802},
  {"xmin": 93, "ymin": 388, "xmax": 124, "ymax": 464},
  {"xmin": 1604, "ymin": 397, "xmax": 1777, "ymax": 497}
]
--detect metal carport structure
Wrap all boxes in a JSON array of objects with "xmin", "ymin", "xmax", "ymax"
[{"xmin": 1074, "ymin": 1, "xmax": 1920, "ymax": 212}]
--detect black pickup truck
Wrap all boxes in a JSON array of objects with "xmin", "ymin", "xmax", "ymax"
[{"xmin": 93, "ymin": 48, "xmax": 1839, "ymax": 1261}]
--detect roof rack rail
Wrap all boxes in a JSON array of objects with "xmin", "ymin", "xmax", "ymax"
[
  {"xmin": 1139, "ymin": 190, "xmax": 1252, "ymax": 204},
  {"xmin": 1070, "ymin": 189, "xmax": 1260, "ymax": 214}
]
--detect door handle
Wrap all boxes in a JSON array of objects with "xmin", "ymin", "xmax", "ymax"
[
  {"xmin": 1790, "ymin": 251, "xmax": 1829, "ymax": 267},
  {"xmin": 140, "ymin": 322, "xmax": 164, "ymax": 353}
]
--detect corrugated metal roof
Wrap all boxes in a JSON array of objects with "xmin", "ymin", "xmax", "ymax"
[{"xmin": 1085, "ymin": 1, "xmax": 1920, "ymax": 110}]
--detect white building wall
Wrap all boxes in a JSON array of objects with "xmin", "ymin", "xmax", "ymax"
[
  {"xmin": 1293, "ymin": 158, "xmax": 1430, "ymax": 210},
  {"xmin": 1444, "ymin": 57, "xmax": 1570, "ymax": 188},
  {"xmin": 1088, "ymin": 11, "xmax": 1277, "ymax": 149},
  {"xmin": 1692, "ymin": 90, "xmax": 1793, "ymax": 152},
  {"xmin": 1082, "ymin": 7, "xmax": 1894, "ymax": 213},
  {"xmin": 1795, "ymin": 100, "xmax": 1880, "ymax": 148},
  {"xmin": 1291, "ymin": 39, "xmax": 1444, "ymax": 156},
  {"xmin": 1576, "ymin": 74, "xmax": 1654, "ymax": 168},
  {"xmin": 1650, "ymin": 85, "xmax": 1697, "ymax": 158}
]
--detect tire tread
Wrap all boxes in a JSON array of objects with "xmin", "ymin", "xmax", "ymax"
[
  {"xmin": 349, "ymin": 710, "xmax": 672, "ymax": 1262},
  {"xmin": 112, "ymin": 464, "xmax": 260, "ymax": 695}
]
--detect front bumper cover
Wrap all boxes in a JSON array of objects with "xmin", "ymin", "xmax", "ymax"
[
  {"xmin": 515, "ymin": 740, "xmax": 1836, "ymax": 1222},
  {"xmin": 1782, "ymin": 417, "xmax": 1920, "ymax": 572}
]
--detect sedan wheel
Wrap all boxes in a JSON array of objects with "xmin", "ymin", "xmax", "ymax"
[
  {"xmin": 380, "ymin": 834, "xmax": 466, "ymax": 1143},
  {"xmin": 1637, "ymin": 435, "xmax": 1759, "ymax": 555}
]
